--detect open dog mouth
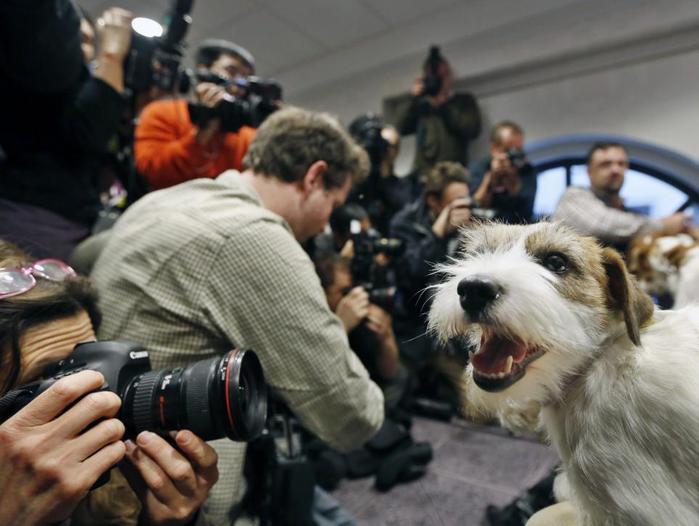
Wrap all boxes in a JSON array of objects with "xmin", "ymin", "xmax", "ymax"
[{"xmin": 469, "ymin": 327, "xmax": 545, "ymax": 392}]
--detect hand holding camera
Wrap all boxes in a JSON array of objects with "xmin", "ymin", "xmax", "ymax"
[
  {"xmin": 122, "ymin": 429, "xmax": 218, "ymax": 526},
  {"xmin": 365, "ymin": 304, "xmax": 394, "ymax": 343},
  {"xmin": 336, "ymin": 286, "xmax": 370, "ymax": 332},
  {"xmin": 0, "ymin": 370, "xmax": 126, "ymax": 526},
  {"xmin": 193, "ymin": 81, "xmax": 226, "ymax": 145},
  {"xmin": 432, "ymin": 197, "xmax": 473, "ymax": 238},
  {"xmin": 0, "ymin": 341, "xmax": 266, "ymax": 525},
  {"xmin": 411, "ymin": 46, "xmax": 449, "ymax": 107}
]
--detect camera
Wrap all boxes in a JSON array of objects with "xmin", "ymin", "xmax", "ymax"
[
  {"xmin": 188, "ymin": 70, "xmax": 282, "ymax": 132},
  {"xmin": 506, "ymin": 147, "xmax": 530, "ymax": 171},
  {"xmin": 0, "ymin": 341, "xmax": 267, "ymax": 442},
  {"xmin": 423, "ymin": 46, "xmax": 443, "ymax": 97},
  {"xmin": 350, "ymin": 224, "xmax": 404, "ymax": 311},
  {"xmin": 348, "ymin": 114, "xmax": 390, "ymax": 171},
  {"xmin": 452, "ymin": 197, "xmax": 496, "ymax": 221},
  {"xmin": 124, "ymin": 0, "xmax": 194, "ymax": 94}
]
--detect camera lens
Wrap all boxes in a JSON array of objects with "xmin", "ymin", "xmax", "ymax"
[
  {"xmin": 369, "ymin": 286, "xmax": 397, "ymax": 312},
  {"xmin": 122, "ymin": 349, "xmax": 267, "ymax": 441}
]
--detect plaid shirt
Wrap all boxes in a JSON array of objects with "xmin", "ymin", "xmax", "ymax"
[
  {"xmin": 92, "ymin": 171, "xmax": 384, "ymax": 525},
  {"xmin": 553, "ymin": 186, "xmax": 661, "ymax": 246}
]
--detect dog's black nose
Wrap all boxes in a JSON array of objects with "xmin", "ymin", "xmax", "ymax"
[{"xmin": 457, "ymin": 277, "xmax": 502, "ymax": 317}]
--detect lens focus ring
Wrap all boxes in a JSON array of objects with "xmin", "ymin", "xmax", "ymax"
[{"xmin": 131, "ymin": 372, "xmax": 160, "ymax": 435}]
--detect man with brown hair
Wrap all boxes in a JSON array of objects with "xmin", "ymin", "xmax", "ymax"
[
  {"xmin": 470, "ymin": 120, "xmax": 537, "ymax": 224},
  {"xmin": 92, "ymin": 107, "xmax": 383, "ymax": 525},
  {"xmin": 554, "ymin": 142, "xmax": 689, "ymax": 251}
]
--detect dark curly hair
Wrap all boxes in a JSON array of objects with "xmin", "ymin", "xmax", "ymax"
[{"xmin": 0, "ymin": 241, "xmax": 100, "ymax": 394}]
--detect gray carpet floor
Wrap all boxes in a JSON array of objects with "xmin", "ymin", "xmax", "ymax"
[{"xmin": 331, "ymin": 417, "xmax": 559, "ymax": 526}]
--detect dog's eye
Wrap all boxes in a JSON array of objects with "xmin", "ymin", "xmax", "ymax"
[{"xmin": 543, "ymin": 253, "xmax": 568, "ymax": 274}]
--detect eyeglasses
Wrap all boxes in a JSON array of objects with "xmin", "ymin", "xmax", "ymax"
[{"xmin": 0, "ymin": 259, "xmax": 77, "ymax": 299}]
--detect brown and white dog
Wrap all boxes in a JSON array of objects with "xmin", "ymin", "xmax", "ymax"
[
  {"xmin": 627, "ymin": 231, "xmax": 699, "ymax": 308},
  {"xmin": 428, "ymin": 222, "xmax": 699, "ymax": 526}
]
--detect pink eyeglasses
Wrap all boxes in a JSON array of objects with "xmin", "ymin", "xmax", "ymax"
[{"xmin": 0, "ymin": 259, "xmax": 77, "ymax": 299}]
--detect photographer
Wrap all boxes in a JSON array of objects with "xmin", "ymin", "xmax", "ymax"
[
  {"xmin": 308, "ymin": 203, "xmax": 369, "ymax": 260},
  {"xmin": 347, "ymin": 115, "xmax": 411, "ymax": 235},
  {"xmin": 470, "ymin": 121, "xmax": 537, "ymax": 224},
  {"xmin": 394, "ymin": 47, "xmax": 481, "ymax": 178},
  {"xmin": 389, "ymin": 163, "xmax": 473, "ymax": 405},
  {"xmin": 315, "ymin": 255, "xmax": 400, "ymax": 386},
  {"xmin": 0, "ymin": 2, "xmax": 133, "ymax": 260},
  {"xmin": 134, "ymin": 39, "xmax": 258, "ymax": 191},
  {"xmin": 0, "ymin": 240, "xmax": 218, "ymax": 526},
  {"xmin": 92, "ymin": 107, "xmax": 384, "ymax": 524}
]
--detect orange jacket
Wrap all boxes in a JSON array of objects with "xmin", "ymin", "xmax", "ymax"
[{"xmin": 135, "ymin": 98, "xmax": 256, "ymax": 191}]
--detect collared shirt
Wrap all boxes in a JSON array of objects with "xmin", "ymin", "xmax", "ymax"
[
  {"xmin": 553, "ymin": 186, "xmax": 661, "ymax": 248},
  {"xmin": 92, "ymin": 171, "xmax": 384, "ymax": 525}
]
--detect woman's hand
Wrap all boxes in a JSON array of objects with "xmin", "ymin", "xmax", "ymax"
[{"xmin": 122, "ymin": 430, "xmax": 219, "ymax": 526}]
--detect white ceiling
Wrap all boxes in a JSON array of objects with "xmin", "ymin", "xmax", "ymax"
[
  {"xmin": 81, "ymin": 0, "xmax": 699, "ymax": 102},
  {"xmin": 83, "ymin": 0, "xmax": 463, "ymax": 74}
]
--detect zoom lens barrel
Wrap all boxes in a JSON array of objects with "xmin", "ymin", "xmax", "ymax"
[{"xmin": 122, "ymin": 349, "xmax": 267, "ymax": 441}]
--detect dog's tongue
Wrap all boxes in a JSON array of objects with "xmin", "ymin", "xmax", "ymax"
[{"xmin": 472, "ymin": 332, "xmax": 528, "ymax": 375}]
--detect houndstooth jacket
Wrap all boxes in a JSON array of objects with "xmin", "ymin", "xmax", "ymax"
[{"xmin": 92, "ymin": 171, "xmax": 384, "ymax": 525}]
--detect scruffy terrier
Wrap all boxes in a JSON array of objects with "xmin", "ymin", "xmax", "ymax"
[{"xmin": 428, "ymin": 222, "xmax": 699, "ymax": 526}]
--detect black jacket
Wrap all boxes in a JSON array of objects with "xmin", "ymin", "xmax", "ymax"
[
  {"xmin": 395, "ymin": 93, "xmax": 481, "ymax": 175},
  {"xmin": 389, "ymin": 199, "xmax": 451, "ymax": 319},
  {"xmin": 0, "ymin": 0, "xmax": 125, "ymax": 225},
  {"xmin": 469, "ymin": 156, "xmax": 538, "ymax": 224},
  {"xmin": 348, "ymin": 171, "xmax": 412, "ymax": 236}
]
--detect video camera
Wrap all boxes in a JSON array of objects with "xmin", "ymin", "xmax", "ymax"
[
  {"xmin": 188, "ymin": 70, "xmax": 282, "ymax": 132},
  {"xmin": 0, "ymin": 341, "xmax": 267, "ymax": 442},
  {"xmin": 423, "ymin": 46, "xmax": 444, "ymax": 97},
  {"xmin": 350, "ymin": 221, "xmax": 404, "ymax": 311},
  {"xmin": 124, "ymin": 0, "xmax": 194, "ymax": 94}
]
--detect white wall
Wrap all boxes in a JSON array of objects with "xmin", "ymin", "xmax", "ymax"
[
  {"xmin": 285, "ymin": 0, "xmax": 699, "ymax": 175},
  {"xmin": 473, "ymin": 49, "xmax": 699, "ymax": 163},
  {"xmin": 290, "ymin": 44, "xmax": 699, "ymax": 176}
]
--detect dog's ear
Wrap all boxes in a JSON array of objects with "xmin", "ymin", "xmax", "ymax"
[{"xmin": 601, "ymin": 247, "xmax": 654, "ymax": 346}]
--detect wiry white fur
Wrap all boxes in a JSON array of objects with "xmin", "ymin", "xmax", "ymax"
[
  {"xmin": 429, "ymin": 223, "xmax": 607, "ymax": 414},
  {"xmin": 428, "ymin": 223, "xmax": 699, "ymax": 526}
]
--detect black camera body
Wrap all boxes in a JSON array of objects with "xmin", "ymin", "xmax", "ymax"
[
  {"xmin": 350, "ymin": 229, "xmax": 404, "ymax": 311},
  {"xmin": 422, "ymin": 46, "xmax": 444, "ymax": 97},
  {"xmin": 349, "ymin": 114, "xmax": 390, "ymax": 171},
  {"xmin": 0, "ymin": 341, "xmax": 267, "ymax": 442},
  {"xmin": 451, "ymin": 197, "xmax": 497, "ymax": 221},
  {"xmin": 124, "ymin": 0, "xmax": 194, "ymax": 94},
  {"xmin": 506, "ymin": 147, "xmax": 530, "ymax": 171},
  {"xmin": 187, "ymin": 71, "xmax": 282, "ymax": 132}
]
